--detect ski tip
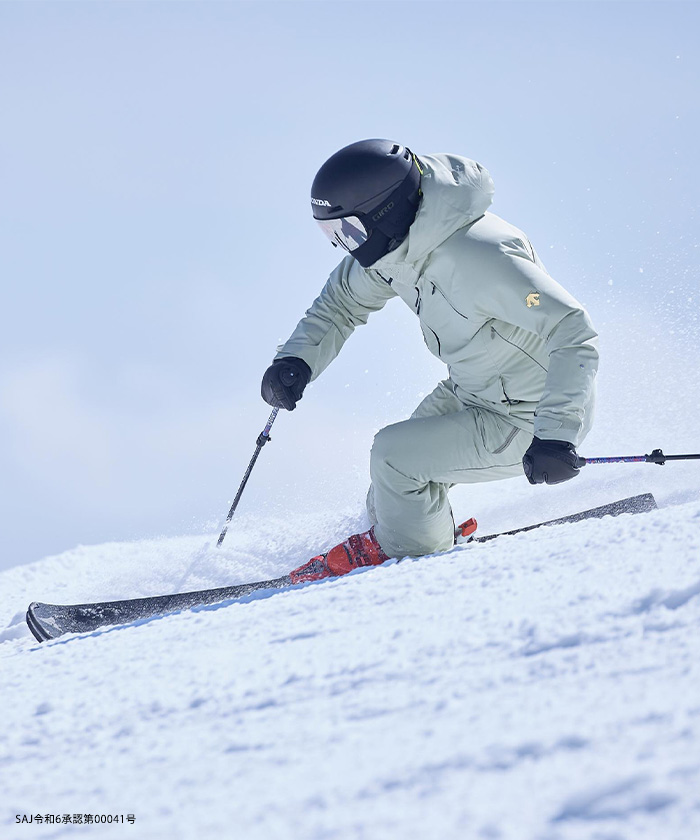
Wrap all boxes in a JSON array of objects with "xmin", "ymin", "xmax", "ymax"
[
  {"xmin": 629, "ymin": 492, "xmax": 658, "ymax": 512},
  {"xmin": 26, "ymin": 602, "xmax": 53, "ymax": 643}
]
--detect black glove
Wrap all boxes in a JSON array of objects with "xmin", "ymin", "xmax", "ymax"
[
  {"xmin": 523, "ymin": 437, "xmax": 582, "ymax": 485},
  {"xmin": 261, "ymin": 357, "xmax": 312, "ymax": 411}
]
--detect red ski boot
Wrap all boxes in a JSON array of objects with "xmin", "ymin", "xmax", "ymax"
[{"xmin": 290, "ymin": 528, "xmax": 391, "ymax": 584}]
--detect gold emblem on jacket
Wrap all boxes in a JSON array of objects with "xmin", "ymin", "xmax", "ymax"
[{"xmin": 526, "ymin": 293, "xmax": 541, "ymax": 308}]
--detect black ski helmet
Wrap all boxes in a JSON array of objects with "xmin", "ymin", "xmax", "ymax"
[{"xmin": 311, "ymin": 139, "xmax": 422, "ymax": 267}]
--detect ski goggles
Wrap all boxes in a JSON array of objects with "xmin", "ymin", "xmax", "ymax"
[{"xmin": 316, "ymin": 215, "xmax": 369, "ymax": 253}]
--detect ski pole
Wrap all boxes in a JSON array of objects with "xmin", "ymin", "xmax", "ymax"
[
  {"xmin": 217, "ymin": 407, "xmax": 280, "ymax": 547},
  {"xmin": 579, "ymin": 448, "xmax": 700, "ymax": 467}
]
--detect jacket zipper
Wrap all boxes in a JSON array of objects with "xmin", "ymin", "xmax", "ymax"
[
  {"xmin": 431, "ymin": 283, "xmax": 470, "ymax": 320},
  {"xmin": 492, "ymin": 425, "xmax": 520, "ymax": 454},
  {"xmin": 425, "ymin": 325, "xmax": 441, "ymax": 355},
  {"xmin": 491, "ymin": 326, "xmax": 547, "ymax": 371}
]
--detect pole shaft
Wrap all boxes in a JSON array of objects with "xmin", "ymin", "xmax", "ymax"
[
  {"xmin": 582, "ymin": 450, "xmax": 700, "ymax": 466},
  {"xmin": 217, "ymin": 408, "xmax": 279, "ymax": 547},
  {"xmin": 582, "ymin": 456, "xmax": 648, "ymax": 465}
]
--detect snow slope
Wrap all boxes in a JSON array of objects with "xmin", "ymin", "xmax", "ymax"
[{"xmin": 2, "ymin": 482, "xmax": 700, "ymax": 840}]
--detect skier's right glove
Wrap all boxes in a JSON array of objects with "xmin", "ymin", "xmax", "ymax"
[
  {"xmin": 523, "ymin": 437, "xmax": 583, "ymax": 485},
  {"xmin": 261, "ymin": 357, "xmax": 312, "ymax": 411}
]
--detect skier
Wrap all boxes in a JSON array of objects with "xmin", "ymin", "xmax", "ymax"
[{"xmin": 261, "ymin": 139, "xmax": 598, "ymax": 581}]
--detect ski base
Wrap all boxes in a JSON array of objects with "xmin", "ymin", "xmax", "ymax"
[{"xmin": 26, "ymin": 493, "xmax": 656, "ymax": 643}]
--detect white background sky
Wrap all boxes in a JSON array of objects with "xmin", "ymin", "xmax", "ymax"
[{"xmin": 1, "ymin": 1, "xmax": 698, "ymax": 571}]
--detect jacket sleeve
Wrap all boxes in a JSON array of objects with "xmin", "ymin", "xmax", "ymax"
[
  {"xmin": 469, "ymin": 237, "xmax": 599, "ymax": 445},
  {"xmin": 275, "ymin": 256, "xmax": 398, "ymax": 380}
]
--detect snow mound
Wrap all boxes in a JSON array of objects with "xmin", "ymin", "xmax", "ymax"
[{"xmin": 2, "ymin": 497, "xmax": 700, "ymax": 839}]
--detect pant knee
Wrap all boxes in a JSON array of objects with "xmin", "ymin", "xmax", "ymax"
[
  {"xmin": 370, "ymin": 423, "xmax": 406, "ymax": 474},
  {"xmin": 369, "ymin": 426, "xmax": 403, "ymax": 481}
]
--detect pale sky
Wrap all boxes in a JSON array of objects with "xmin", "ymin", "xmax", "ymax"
[{"xmin": 1, "ymin": 1, "xmax": 698, "ymax": 570}]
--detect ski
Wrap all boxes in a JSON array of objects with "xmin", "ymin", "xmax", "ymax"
[
  {"xmin": 26, "ymin": 574, "xmax": 293, "ymax": 643},
  {"xmin": 26, "ymin": 493, "xmax": 656, "ymax": 642},
  {"xmin": 467, "ymin": 491, "xmax": 657, "ymax": 543}
]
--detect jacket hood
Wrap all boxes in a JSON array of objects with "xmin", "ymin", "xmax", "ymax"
[{"xmin": 374, "ymin": 153, "xmax": 495, "ymax": 267}]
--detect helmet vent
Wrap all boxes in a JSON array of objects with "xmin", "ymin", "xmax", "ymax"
[{"xmin": 389, "ymin": 144, "xmax": 401, "ymax": 155}]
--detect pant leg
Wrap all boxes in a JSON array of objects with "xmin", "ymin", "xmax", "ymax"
[
  {"xmin": 366, "ymin": 381, "xmax": 463, "ymax": 528},
  {"xmin": 368, "ymin": 382, "xmax": 532, "ymax": 558}
]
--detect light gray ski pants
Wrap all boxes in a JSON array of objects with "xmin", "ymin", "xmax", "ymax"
[{"xmin": 367, "ymin": 381, "xmax": 532, "ymax": 559}]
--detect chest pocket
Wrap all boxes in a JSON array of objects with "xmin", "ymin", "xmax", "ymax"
[{"xmin": 416, "ymin": 280, "xmax": 479, "ymax": 360}]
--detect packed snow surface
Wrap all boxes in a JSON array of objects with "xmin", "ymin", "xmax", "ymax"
[{"xmin": 2, "ymin": 475, "xmax": 700, "ymax": 839}]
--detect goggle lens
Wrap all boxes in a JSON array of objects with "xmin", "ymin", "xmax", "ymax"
[{"xmin": 316, "ymin": 215, "xmax": 369, "ymax": 252}]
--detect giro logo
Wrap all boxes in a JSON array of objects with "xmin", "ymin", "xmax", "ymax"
[
  {"xmin": 372, "ymin": 201, "xmax": 394, "ymax": 221},
  {"xmin": 311, "ymin": 197, "xmax": 332, "ymax": 207}
]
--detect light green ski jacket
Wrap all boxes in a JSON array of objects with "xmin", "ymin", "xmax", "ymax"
[{"xmin": 276, "ymin": 153, "xmax": 599, "ymax": 446}]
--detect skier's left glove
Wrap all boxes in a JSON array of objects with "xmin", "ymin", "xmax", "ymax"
[{"xmin": 523, "ymin": 437, "xmax": 583, "ymax": 485}]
